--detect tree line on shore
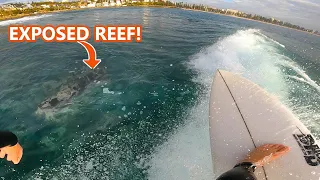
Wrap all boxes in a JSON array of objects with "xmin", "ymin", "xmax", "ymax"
[{"xmin": 0, "ymin": 2, "xmax": 79, "ymax": 17}]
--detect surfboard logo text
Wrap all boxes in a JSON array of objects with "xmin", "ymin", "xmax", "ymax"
[{"xmin": 293, "ymin": 134, "xmax": 320, "ymax": 166}]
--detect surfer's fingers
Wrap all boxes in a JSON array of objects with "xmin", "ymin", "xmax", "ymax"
[
  {"xmin": 0, "ymin": 150, "xmax": 6, "ymax": 158},
  {"xmin": 11, "ymin": 156, "xmax": 20, "ymax": 165},
  {"xmin": 279, "ymin": 145, "xmax": 290, "ymax": 151},
  {"xmin": 6, "ymin": 154, "xmax": 12, "ymax": 162},
  {"xmin": 271, "ymin": 147, "xmax": 290, "ymax": 160},
  {"xmin": 260, "ymin": 144, "xmax": 275, "ymax": 150},
  {"xmin": 268, "ymin": 144, "xmax": 286, "ymax": 151},
  {"xmin": 15, "ymin": 147, "xmax": 23, "ymax": 164},
  {"xmin": 272, "ymin": 153, "xmax": 287, "ymax": 160},
  {"xmin": 257, "ymin": 144, "xmax": 272, "ymax": 149},
  {"xmin": 270, "ymin": 144, "xmax": 282, "ymax": 148},
  {"xmin": 270, "ymin": 144, "xmax": 289, "ymax": 151},
  {"xmin": 275, "ymin": 146, "xmax": 290, "ymax": 154}
]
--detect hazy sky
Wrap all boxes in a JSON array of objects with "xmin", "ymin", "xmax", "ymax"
[{"xmin": 181, "ymin": 0, "xmax": 320, "ymax": 30}]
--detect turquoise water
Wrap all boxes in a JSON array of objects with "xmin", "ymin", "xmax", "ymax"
[{"xmin": 0, "ymin": 7, "xmax": 319, "ymax": 179}]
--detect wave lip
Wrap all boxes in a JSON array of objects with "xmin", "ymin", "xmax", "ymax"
[
  {"xmin": 280, "ymin": 60, "xmax": 320, "ymax": 93},
  {"xmin": 0, "ymin": 14, "xmax": 52, "ymax": 26},
  {"xmin": 257, "ymin": 31, "xmax": 285, "ymax": 48}
]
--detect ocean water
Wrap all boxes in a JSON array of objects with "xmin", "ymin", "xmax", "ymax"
[{"xmin": 0, "ymin": 7, "xmax": 319, "ymax": 180}]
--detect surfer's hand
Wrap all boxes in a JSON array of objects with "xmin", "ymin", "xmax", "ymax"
[
  {"xmin": 0, "ymin": 143, "xmax": 23, "ymax": 164},
  {"xmin": 241, "ymin": 144, "xmax": 290, "ymax": 167}
]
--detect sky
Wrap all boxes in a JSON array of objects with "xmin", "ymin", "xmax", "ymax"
[{"xmin": 182, "ymin": 0, "xmax": 320, "ymax": 31}]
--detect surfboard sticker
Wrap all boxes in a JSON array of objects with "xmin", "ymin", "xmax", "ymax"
[{"xmin": 293, "ymin": 134, "xmax": 320, "ymax": 166}]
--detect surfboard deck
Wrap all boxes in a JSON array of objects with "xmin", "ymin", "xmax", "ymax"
[{"xmin": 209, "ymin": 70, "xmax": 320, "ymax": 180}]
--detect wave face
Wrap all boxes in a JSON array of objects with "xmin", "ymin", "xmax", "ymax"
[{"xmin": 0, "ymin": 14, "xmax": 52, "ymax": 26}]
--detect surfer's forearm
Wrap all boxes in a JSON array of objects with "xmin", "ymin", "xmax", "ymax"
[
  {"xmin": 216, "ymin": 165, "xmax": 256, "ymax": 180},
  {"xmin": 0, "ymin": 131, "xmax": 18, "ymax": 148}
]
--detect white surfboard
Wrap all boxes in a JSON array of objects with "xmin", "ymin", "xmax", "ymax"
[{"xmin": 209, "ymin": 70, "xmax": 320, "ymax": 180}]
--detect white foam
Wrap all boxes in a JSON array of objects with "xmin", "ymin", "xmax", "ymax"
[
  {"xmin": 103, "ymin": 88, "xmax": 115, "ymax": 94},
  {"xmin": 0, "ymin": 14, "xmax": 52, "ymax": 26},
  {"xmin": 188, "ymin": 28, "xmax": 289, "ymax": 98},
  {"xmin": 147, "ymin": 96, "xmax": 214, "ymax": 180}
]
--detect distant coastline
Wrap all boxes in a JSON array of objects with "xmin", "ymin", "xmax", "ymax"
[
  {"xmin": 0, "ymin": 1, "xmax": 319, "ymax": 37},
  {"xmin": 0, "ymin": 3, "xmax": 175, "ymax": 22},
  {"xmin": 180, "ymin": 8, "xmax": 320, "ymax": 37}
]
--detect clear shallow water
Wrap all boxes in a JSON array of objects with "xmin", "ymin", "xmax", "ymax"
[{"xmin": 0, "ymin": 7, "xmax": 319, "ymax": 180}]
